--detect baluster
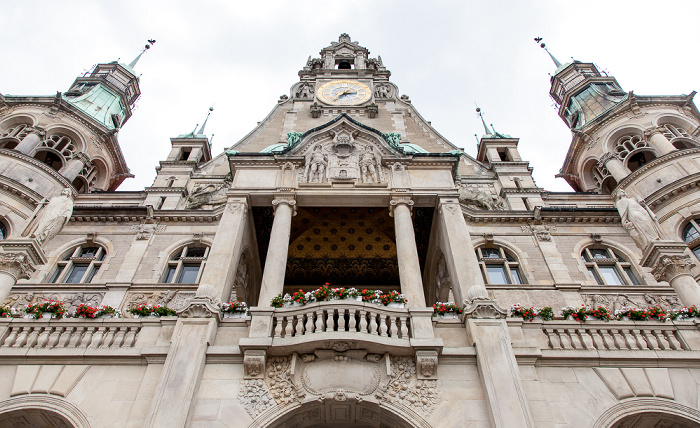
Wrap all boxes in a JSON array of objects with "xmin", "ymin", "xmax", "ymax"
[
  {"xmin": 651, "ymin": 330, "xmax": 669, "ymax": 350},
  {"xmin": 284, "ymin": 316, "xmax": 294, "ymax": 338},
  {"xmin": 315, "ymin": 310, "xmax": 324, "ymax": 333},
  {"xmin": 47, "ymin": 326, "xmax": 64, "ymax": 348},
  {"xmin": 68, "ymin": 327, "xmax": 84, "ymax": 347},
  {"xmin": 3, "ymin": 327, "xmax": 20, "ymax": 347},
  {"xmin": 25, "ymin": 327, "xmax": 41, "ymax": 347},
  {"xmin": 641, "ymin": 329, "xmax": 660, "ymax": 350},
  {"xmin": 348, "ymin": 308, "xmax": 357, "ymax": 332},
  {"xmin": 325, "ymin": 309, "xmax": 333, "ymax": 332},
  {"xmin": 400, "ymin": 316, "xmax": 410, "ymax": 338},
  {"xmin": 273, "ymin": 316, "xmax": 283, "ymax": 338},
  {"xmin": 123, "ymin": 327, "xmax": 138, "ymax": 347},
  {"xmin": 339, "ymin": 308, "xmax": 348, "ymax": 332},
  {"xmin": 664, "ymin": 330, "xmax": 683, "ymax": 350},
  {"xmin": 359, "ymin": 310, "xmax": 368, "ymax": 333},
  {"xmin": 302, "ymin": 313, "xmax": 312, "ymax": 335},
  {"xmin": 389, "ymin": 315, "xmax": 398, "ymax": 337},
  {"xmin": 544, "ymin": 328, "xmax": 559, "ymax": 349},
  {"xmin": 36, "ymin": 327, "xmax": 53, "ymax": 348},
  {"xmin": 80, "ymin": 327, "xmax": 97, "ymax": 347},
  {"xmin": 598, "ymin": 329, "xmax": 615, "ymax": 350},
  {"xmin": 630, "ymin": 329, "xmax": 647, "ymax": 350},
  {"xmin": 587, "ymin": 329, "xmax": 605, "ymax": 350},
  {"xmin": 13, "ymin": 327, "xmax": 31, "ymax": 347},
  {"xmin": 379, "ymin": 315, "xmax": 388, "ymax": 337},
  {"xmin": 369, "ymin": 312, "xmax": 378, "ymax": 335},
  {"xmin": 58, "ymin": 327, "xmax": 75, "ymax": 347},
  {"xmin": 610, "ymin": 329, "xmax": 627, "ymax": 350},
  {"xmin": 566, "ymin": 329, "xmax": 582, "ymax": 349},
  {"xmin": 556, "ymin": 329, "xmax": 572, "ymax": 349},
  {"xmin": 576, "ymin": 328, "xmax": 595, "ymax": 349},
  {"xmin": 111, "ymin": 327, "xmax": 127, "ymax": 348},
  {"xmin": 100, "ymin": 327, "xmax": 116, "ymax": 348}
]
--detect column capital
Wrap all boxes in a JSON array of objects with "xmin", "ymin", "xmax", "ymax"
[
  {"xmin": 644, "ymin": 125, "xmax": 667, "ymax": 139},
  {"xmin": 597, "ymin": 151, "xmax": 619, "ymax": 167},
  {"xmin": 651, "ymin": 254, "xmax": 696, "ymax": 282},
  {"xmin": 389, "ymin": 196, "xmax": 413, "ymax": 217},
  {"xmin": 0, "ymin": 252, "xmax": 35, "ymax": 280},
  {"xmin": 272, "ymin": 195, "xmax": 297, "ymax": 216},
  {"xmin": 27, "ymin": 126, "xmax": 46, "ymax": 138}
]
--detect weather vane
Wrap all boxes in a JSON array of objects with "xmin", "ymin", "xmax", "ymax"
[
  {"xmin": 128, "ymin": 39, "xmax": 157, "ymax": 69},
  {"xmin": 534, "ymin": 36, "xmax": 562, "ymax": 68}
]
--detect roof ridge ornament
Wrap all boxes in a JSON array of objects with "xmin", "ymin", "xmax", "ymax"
[
  {"xmin": 128, "ymin": 39, "xmax": 156, "ymax": 69},
  {"xmin": 534, "ymin": 37, "xmax": 562, "ymax": 69}
]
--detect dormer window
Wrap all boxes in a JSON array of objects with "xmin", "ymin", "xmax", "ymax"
[{"xmin": 337, "ymin": 60, "xmax": 353, "ymax": 70}]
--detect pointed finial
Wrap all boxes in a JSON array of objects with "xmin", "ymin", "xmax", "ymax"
[
  {"xmin": 534, "ymin": 37, "xmax": 562, "ymax": 68},
  {"xmin": 197, "ymin": 106, "xmax": 214, "ymax": 135},
  {"xmin": 190, "ymin": 124, "xmax": 199, "ymax": 135},
  {"xmin": 475, "ymin": 105, "xmax": 492, "ymax": 136},
  {"xmin": 128, "ymin": 39, "xmax": 156, "ymax": 69}
]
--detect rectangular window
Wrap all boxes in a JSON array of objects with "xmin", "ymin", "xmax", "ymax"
[
  {"xmin": 588, "ymin": 267, "xmax": 603, "ymax": 285},
  {"xmin": 598, "ymin": 266, "xmax": 624, "ymax": 285},
  {"xmin": 486, "ymin": 266, "xmax": 510, "ymax": 284},
  {"xmin": 163, "ymin": 266, "xmax": 177, "ymax": 283},
  {"xmin": 178, "ymin": 264, "xmax": 200, "ymax": 283},
  {"xmin": 65, "ymin": 264, "xmax": 89, "ymax": 283},
  {"xmin": 623, "ymin": 267, "xmax": 640, "ymax": 285},
  {"xmin": 510, "ymin": 268, "xmax": 523, "ymax": 285},
  {"xmin": 49, "ymin": 266, "xmax": 65, "ymax": 283}
]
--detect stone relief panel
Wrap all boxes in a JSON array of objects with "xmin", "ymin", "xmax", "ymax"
[
  {"xmin": 458, "ymin": 184, "xmax": 505, "ymax": 210},
  {"xmin": 521, "ymin": 223, "xmax": 556, "ymax": 242},
  {"xmin": 121, "ymin": 290, "xmax": 195, "ymax": 317},
  {"xmin": 3, "ymin": 292, "xmax": 104, "ymax": 313},
  {"xmin": 186, "ymin": 179, "xmax": 230, "ymax": 209},
  {"xmin": 237, "ymin": 350, "xmax": 442, "ymax": 420},
  {"xmin": 583, "ymin": 293, "xmax": 683, "ymax": 312}
]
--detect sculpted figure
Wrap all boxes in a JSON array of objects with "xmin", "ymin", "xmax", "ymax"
[
  {"xmin": 458, "ymin": 186, "xmax": 496, "ymax": 210},
  {"xmin": 614, "ymin": 190, "xmax": 664, "ymax": 250},
  {"xmin": 296, "ymin": 83, "xmax": 314, "ymax": 99},
  {"xmin": 22, "ymin": 188, "xmax": 73, "ymax": 244},
  {"xmin": 375, "ymin": 83, "xmax": 390, "ymax": 98},
  {"xmin": 359, "ymin": 145, "xmax": 379, "ymax": 183},
  {"xmin": 306, "ymin": 145, "xmax": 328, "ymax": 183}
]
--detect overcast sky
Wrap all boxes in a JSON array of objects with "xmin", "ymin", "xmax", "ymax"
[{"xmin": 2, "ymin": 1, "xmax": 699, "ymax": 192}]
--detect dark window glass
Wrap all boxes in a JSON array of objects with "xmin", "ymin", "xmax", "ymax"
[
  {"xmin": 684, "ymin": 224, "xmax": 700, "ymax": 243},
  {"xmin": 79, "ymin": 247, "xmax": 99, "ymax": 258},
  {"xmin": 481, "ymin": 249, "xmax": 501, "ymax": 259},
  {"xmin": 178, "ymin": 264, "xmax": 200, "ymax": 283},
  {"xmin": 187, "ymin": 247, "xmax": 206, "ymax": 258},
  {"xmin": 510, "ymin": 268, "xmax": 523, "ymax": 285},
  {"xmin": 49, "ymin": 266, "xmax": 65, "ymax": 283},
  {"xmin": 0, "ymin": 222, "xmax": 6, "ymax": 240},
  {"xmin": 65, "ymin": 264, "xmax": 89, "ymax": 283},
  {"xmin": 164, "ymin": 266, "xmax": 177, "ymax": 283},
  {"xmin": 486, "ymin": 266, "xmax": 509, "ymax": 284}
]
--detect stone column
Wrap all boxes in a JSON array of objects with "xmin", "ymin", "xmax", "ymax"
[
  {"xmin": 15, "ymin": 128, "xmax": 45, "ymax": 155},
  {"xmin": 0, "ymin": 252, "xmax": 35, "ymax": 302},
  {"xmin": 436, "ymin": 197, "xmax": 482, "ymax": 304},
  {"xmin": 61, "ymin": 153, "xmax": 91, "ymax": 182},
  {"xmin": 257, "ymin": 195, "xmax": 296, "ymax": 306},
  {"xmin": 598, "ymin": 152, "xmax": 628, "ymax": 182},
  {"xmin": 390, "ymin": 196, "xmax": 426, "ymax": 308},
  {"xmin": 645, "ymin": 126, "xmax": 675, "ymax": 156},
  {"xmin": 197, "ymin": 198, "xmax": 249, "ymax": 302},
  {"xmin": 652, "ymin": 254, "xmax": 700, "ymax": 305}
]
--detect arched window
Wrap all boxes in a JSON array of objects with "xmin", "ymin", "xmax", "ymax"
[
  {"xmin": 0, "ymin": 221, "xmax": 7, "ymax": 240},
  {"xmin": 476, "ymin": 246, "xmax": 523, "ymax": 285},
  {"xmin": 582, "ymin": 247, "xmax": 640, "ymax": 285},
  {"xmin": 49, "ymin": 245, "xmax": 106, "ymax": 284},
  {"xmin": 682, "ymin": 219, "xmax": 700, "ymax": 260},
  {"xmin": 163, "ymin": 245, "xmax": 209, "ymax": 283}
]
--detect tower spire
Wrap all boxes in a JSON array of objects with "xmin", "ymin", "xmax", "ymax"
[
  {"xmin": 534, "ymin": 37, "xmax": 562, "ymax": 69},
  {"xmin": 197, "ymin": 106, "xmax": 214, "ymax": 135},
  {"xmin": 128, "ymin": 39, "xmax": 156, "ymax": 69},
  {"xmin": 476, "ymin": 106, "xmax": 492, "ymax": 136}
]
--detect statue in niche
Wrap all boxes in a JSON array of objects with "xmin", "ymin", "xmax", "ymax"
[
  {"xmin": 614, "ymin": 190, "xmax": 664, "ymax": 250},
  {"xmin": 305, "ymin": 145, "xmax": 328, "ymax": 183},
  {"xmin": 22, "ymin": 188, "xmax": 73, "ymax": 245},
  {"xmin": 359, "ymin": 145, "xmax": 380, "ymax": 183},
  {"xmin": 295, "ymin": 83, "xmax": 314, "ymax": 99},
  {"xmin": 328, "ymin": 130, "xmax": 360, "ymax": 180}
]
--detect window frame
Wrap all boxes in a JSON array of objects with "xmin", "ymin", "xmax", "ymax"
[
  {"xmin": 476, "ymin": 246, "xmax": 524, "ymax": 285},
  {"xmin": 683, "ymin": 219, "xmax": 700, "ymax": 261},
  {"xmin": 162, "ymin": 245, "xmax": 209, "ymax": 284},
  {"xmin": 581, "ymin": 247, "xmax": 640, "ymax": 286},
  {"xmin": 49, "ymin": 245, "xmax": 106, "ymax": 284}
]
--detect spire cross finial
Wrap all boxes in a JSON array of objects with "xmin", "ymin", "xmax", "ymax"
[
  {"xmin": 128, "ymin": 39, "xmax": 156, "ymax": 69},
  {"xmin": 197, "ymin": 106, "xmax": 214, "ymax": 135},
  {"xmin": 475, "ymin": 106, "xmax": 493, "ymax": 136},
  {"xmin": 534, "ymin": 37, "xmax": 562, "ymax": 69}
]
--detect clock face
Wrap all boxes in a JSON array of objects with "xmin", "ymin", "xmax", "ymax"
[{"xmin": 317, "ymin": 80, "xmax": 372, "ymax": 106}]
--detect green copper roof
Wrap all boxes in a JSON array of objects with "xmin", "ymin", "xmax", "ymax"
[{"xmin": 65, "ymin": 84, "xmax": 127, "ymax": 130}]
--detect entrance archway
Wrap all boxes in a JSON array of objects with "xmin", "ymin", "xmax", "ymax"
[
  {"xmin": 0, "ymin": 408, "xmax": 75, "ymax": 428},
  {"xmin": 610, "ymin": 412, "xmax": 698, "ymax": 428},
  {"xmin": 259, "ymin": 399, "xmax": 429, "ymax": 428},
  {"xmin": 0, "ymin": 395, "xmax": 91, "ymax": 428},
  {"xmin": 593, "ymin": 398, "xmax": 700, "ymax": 428}
]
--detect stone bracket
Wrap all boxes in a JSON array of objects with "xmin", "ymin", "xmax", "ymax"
[
  {"xmin": 243, "ymin": 349, "xmax": 267, "ymax": 379},
  {"xmin": 415, "ymin": 350, "xmax": 439, "ymax": 380},
  {"xmin": 463, "ymin": 298, "xmax": 507, "ymax": 319}
]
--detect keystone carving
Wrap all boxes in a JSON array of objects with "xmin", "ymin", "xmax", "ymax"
[
  {"xmin": 0, "ymin": 252, "xmax": 35, "ymax": 280},
  {"xmin": 651, "ymin": 254, "xmax": 696, "ymax": 282}
]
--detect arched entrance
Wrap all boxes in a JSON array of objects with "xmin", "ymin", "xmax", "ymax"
[
  {"xmin": 593, "ymin": 398, "xmax": 700, "ymax": 428},
  {"xmin": 0, "ymin": 408, "xmax": 75, "ymax": 428},
  {"xmin": 259, "ymin": 399, "xmax": 429, "ymax": 428},
  {"xmin": 0, "ymin": 395, "xmax": 91, "ymax": 428}
]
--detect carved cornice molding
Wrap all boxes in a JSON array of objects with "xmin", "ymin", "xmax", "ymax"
[
  {"xmin": 651, "ymin": 254, "xmax": 696, "ymax": 283},
  {"xmin": 0, "ymin": 252, "xmax": 35, "ymax": 280}
]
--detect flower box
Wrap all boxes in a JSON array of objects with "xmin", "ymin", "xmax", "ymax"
[{"xmin": 223, "ymin": 311, "xmax": 248, "ymax": 318}]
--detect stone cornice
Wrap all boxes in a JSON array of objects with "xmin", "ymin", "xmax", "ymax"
[
  {"xmin": 144, "ymin": 187, "xmax": 187, "ymax": 195},
  {"xmin": 463, "ymin": 207, "xmax": 620, "ymax": 223}
]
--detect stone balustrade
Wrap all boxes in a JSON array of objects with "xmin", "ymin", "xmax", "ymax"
[
  {"xmin": 541, "ymin": 321, "xmax": 689, "ymax": 351},
  {"xmin": 271, "ymin": 300, "xmax": 411, "ymax": 340}
]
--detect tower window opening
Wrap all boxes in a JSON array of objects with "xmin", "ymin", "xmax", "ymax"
[
  {"xmin": 662, "ymin": 124, "xmax": 692, "ymax": 140},
  {"xmin": 627, "ymin": 151, "xmax": 656, "ymax": 172},
  {"xmin": 497, "ymin": 150, "xmax": 508, "ymax": 161},
  {"xmin": 34, "ymin": 150, "xmax": 63, "ymax": 171},
  {"xmin": 156, "ymin": 197, "xmax": 166, "ymax": 210},
  {"xmin": 337, "ymin": 60, "xmax": 353, "ymax": 70},
  {"xmin": 180, "ymin": 149, "xmax": 191, "ymax": 161}
]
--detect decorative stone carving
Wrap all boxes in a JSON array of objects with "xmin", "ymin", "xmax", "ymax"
[
  {"xmin": 651, "ymin": 254, "xmax": 696, "ymax": 282},
  {"xmin": 614, "ymin": 190, "xmax": 664, "ymax": 250},
  {"xmin": 310, "ymin": 102, "xmax": 322, "ymax": 118},
  {"xmin": 244, "ymin": 350, "xmax": 267, "ymax": 379},
  {"xmin": 458, "ymin": 185, "xmax": 505, "ymax": 210},
  {"xmin": 583, "ymin": 293, "xmax": 684, "ymax": 312},
  {"xmin": 130, "ymin": 222, "xmax": 165, "ymax": 240},
  {"xmin": 389, "ymin": 197, "xmax": 413, "ymax": 217},
  {"xmin": 522, "ymin": 223, "xmax": 556, "ymax": 241},
  {"xmin": 366, "ymin": 103, "xmax": 378, "ymax": 118},
  {"xmin": 286, "ymin": 132, "xmax": 303, "ymax": 149},
  {"xmin": 238, "ymin": 379, "xmax": 275, "ymax": 418},
  {"xmin": 122, "ymin": 290, "xmax": 194, "ymax": 316},
  {"xmin": 384, "ymin": 132, "xmax": 401, "ymax": 149},
  {"xmin": 359, "ymin": 145, "xmax": 380, "ymax": 183},
  {"xmin": 374, "ymin": 83, "xmax": 392, "ymax": 99},
  {"xmin": 0, "ymin": 252, "xmax": 35, "ymax": 280},
  {"xmin": 265, "ymin": 356, "xmax": 301, "ymax": 405},
  {"xmin": 3, "ymin": 292, "xmax": 103, "ymax": 313},
  {"xmin": 463, "ymin": 288, "xmax": 507, "ymax": 319},
  {"xmin": 305, "ymin": 145, "xmax": 328, "ymax": 183},
  {"xmin": 186, "ymin": 180, "xmax": 229, "ymax": 209},
  {"xmin": 179, "ymin": 285, "xmax": 221, "ymax": 318},
  {"xmin": 21, "ymin": 188, "xmax": 74, "ymax": 245},
  {"xmin": 415, "ymin": 350, "xmax": 439, "ymax": 380},
  {"xmin": 375, "ymin": 356, "xmax": 441, "ymax": 415},
  {"xmin": 295, "ymin": 82, "xmax": 314, "ymax": 99},
  {"xmin": 271, "ymin": 196, "xmax": 297, "ymax": 216}
]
